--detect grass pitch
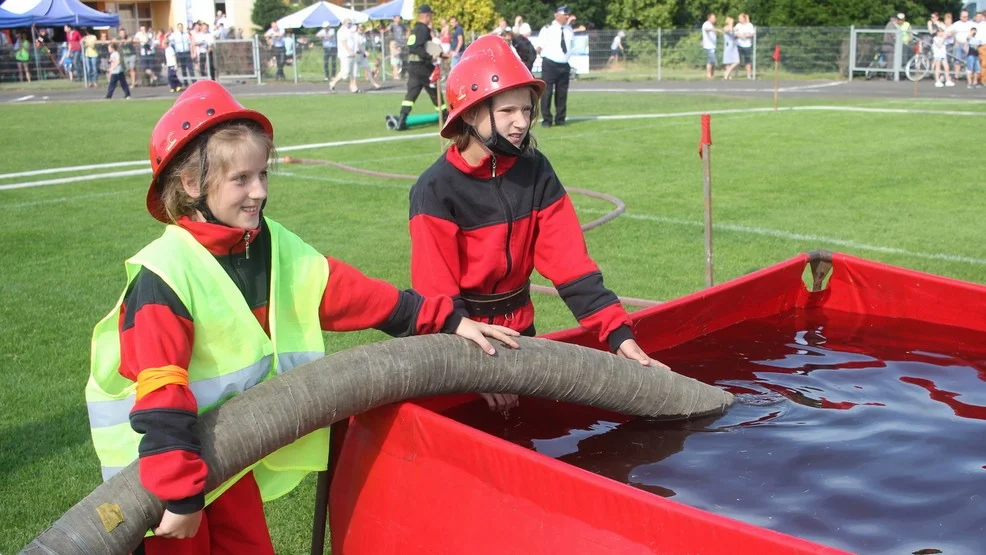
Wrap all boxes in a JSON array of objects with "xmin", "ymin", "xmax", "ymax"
[{"xmin": 2, "ymin": 90, "xmax": 985, "ymax": 553}]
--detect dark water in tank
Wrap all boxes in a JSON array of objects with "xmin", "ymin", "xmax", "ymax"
[{"xmin": 441, "ymin": 309, "xmax": 986, "ymax": 554}]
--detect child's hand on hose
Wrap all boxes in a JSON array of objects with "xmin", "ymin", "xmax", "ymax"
[
  {"xmin": 617, "ymin": 339, "xmax": 671, "ymax": 370},
  {"xmin": 154, "ymin": 509, "xmax": 203, "ymax": 539},
  {"xmin": 455, "ymin": 319, "xmax": 520, "ymax": 355}
]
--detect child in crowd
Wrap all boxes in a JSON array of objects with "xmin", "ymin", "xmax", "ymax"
[
  {"xmin": 165, "ymin": 43, "xmax": 182, "ymax": 92},
  {"xmin": 967, "ymin": 27, "xmax": 982, "ymax": 88},
  {"xmin": 933, "ymin": 28, "xmax": 954, "ymax": 87},
  {"xmin": 86, "ymin": 80, "xmax": 516, "ymax": 553},
  {"xmin": 408, "ymin": 35, "xmax": 668, "ymax": 413}
]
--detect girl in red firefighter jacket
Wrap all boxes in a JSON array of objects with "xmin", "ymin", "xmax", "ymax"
[
  {"xmin": 409, "ymin": 35, "xmax": 670, "ymax": 413},
  {"xmin": 86, "ymin": 80, "xmax": 518, "ymax": 554}
]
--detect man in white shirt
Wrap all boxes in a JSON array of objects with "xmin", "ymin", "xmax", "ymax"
[
  {"xmin": 734, "ymin": 13, "xmax": 755, "ymax": 79},
  {"xmin": 701, "ymin": 13, "xmax": 718, "ymax": 79},
  {"xmin": 536, "ymin": 5, "xmax": 575, "ymax": 127},
  {"xmin": 329, "ymin": 19, "xmax": 358, "ymax": 93},
  {"xmin": 949, "ymin": 10, "xmax": 972, "ymax": 81},
  {"xmin": 169, "ymin": 22, "xmax": 193, "ymax": 86}
]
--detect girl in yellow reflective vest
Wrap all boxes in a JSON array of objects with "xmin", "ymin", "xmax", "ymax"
[{"xmin": 87, "ymin": 79, "xmax": 518, "ymax": 554}]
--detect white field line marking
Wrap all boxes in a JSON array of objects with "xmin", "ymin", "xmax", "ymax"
[
  {"xmin": 577, "ymin": 82, "xmax": 845, "ymax": 94},
  {"xmin": 0, "ymin": 190, "xmax": 129, "ymax": 209},
  {"xmin": 6, "ymin": 105, "xmax": 986, "ymax": 191},
  {"xmin": 577, "ymin": 208, "xmax": 986, "ymax": 266},
  {"xmin": 0, "ymin": 169, "xmax": 151, "ymax": 191},
  {"xmin": 0, "ymin": 160, "xmax": 149, "ymax": 180},
  {"xmin": 10, "ymin": 94, "xmax": 34, "ymax": 102},
  {"xmin": 277, "ymin": 170, "xmax": 411, "ymax": 189}
]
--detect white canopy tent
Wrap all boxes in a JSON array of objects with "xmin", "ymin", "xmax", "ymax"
[{"xmin": 275, "ymin": 0, "xmax": 368, "ymax": 29}]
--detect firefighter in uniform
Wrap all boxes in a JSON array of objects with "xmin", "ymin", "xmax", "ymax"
[{"xmin": 393, "ymin": 4, "xmax": 446, "ymax": 131}]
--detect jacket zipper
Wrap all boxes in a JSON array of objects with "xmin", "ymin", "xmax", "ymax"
[
  {"xmin": 489, "ymin": 156, "xmax": 514, "ymax": 323},
  {"xmin": 243, "ymin": 231, "xmax": 251, "ymax": 260}
]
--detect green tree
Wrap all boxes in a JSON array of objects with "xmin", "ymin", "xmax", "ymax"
[
  {"xmin": 605, "ymin": 0, "xmax": 678, "ymax": 29},
  {"xmin": 252, "ymin": 0, "xmax": 292, "ymax": 32},
  {"xmin": 425, "ymin": 0, "xmax": 500, "ymax": 33}
]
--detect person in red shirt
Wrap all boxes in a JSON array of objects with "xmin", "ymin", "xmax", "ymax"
[
  {"xmin": 99, "ymin": 80, "xmax": 517, "ymax": 553},
  {"xmin": 409, "ymin": 35, "xmax": 670, "ymax": 413},
  {"xmin": 64, "ymin": 25, "xmax": 82, "ymax": 81}
]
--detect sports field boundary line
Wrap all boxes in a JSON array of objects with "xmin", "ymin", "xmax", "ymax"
[
  {"xmin": 578, "ymin": 208, "xmax": 986, "ymax": 266},
  {"xmin": 3, "ymin": 105, "xmax": 985, "ymax": 190}
]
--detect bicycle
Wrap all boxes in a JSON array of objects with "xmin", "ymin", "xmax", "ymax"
[{"xmin": 905, "ymin": 35, "xmax": 933, "ymax": 81}]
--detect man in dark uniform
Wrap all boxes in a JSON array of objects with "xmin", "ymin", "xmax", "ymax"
[
  {"xmin": 392, "ymin": 4, "xmax": 445, "ymax": 131},
  {"xmin": 536, "ymin": 6, "xmax": 574, "ymax": 127}
]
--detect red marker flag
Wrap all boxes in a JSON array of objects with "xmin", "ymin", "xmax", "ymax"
[
  {"xmin": 772, "ymin": 44, "xmax": 781, "ymax": 62},
  {"xmin": 698, "ymin": 114, "xmax": 712, "ymax": 158}
]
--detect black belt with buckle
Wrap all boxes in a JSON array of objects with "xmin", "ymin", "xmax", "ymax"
[{"xmin": 459, "ymin": 282, "xmax": 531, "ymax": 318}]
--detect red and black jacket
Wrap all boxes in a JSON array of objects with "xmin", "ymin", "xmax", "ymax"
[
  {"xmin": 119, "ymin": 217, "xmax": 460, "ymax": 515},
  {"xmin": 409, "ymin": 145, "xmax": 634, "ymax": 349}
]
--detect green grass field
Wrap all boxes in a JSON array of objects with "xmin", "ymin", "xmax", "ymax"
[{"xmin": 3, "ymin": 90, "xmax": 986, "ymax": 553}]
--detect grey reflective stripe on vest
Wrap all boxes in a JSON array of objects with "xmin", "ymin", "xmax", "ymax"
[
  {"xmin": 88, "ymin": 395, "xmax": 136, "ymax": 428},
  {"xmin": 102, "ymin": 466, "xmax": 125, "ymax": 480},
  {"xmin": 277, "ymin": 351, "xmax": 324, "ymax": 374},
  {"xmin": 97, "ymin": 352, "xmax": 323, "ymax": 481},
  {"xmin": 87, "ymin": 355, "xmax": 274, "ymax": 430}
]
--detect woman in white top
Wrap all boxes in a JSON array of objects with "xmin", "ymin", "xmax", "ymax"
[
  {"xmin": 932, "ymin": 28, "xmax": 955, "ymax": 86},
  {"xmin": 722, "ymin": 17, "xmax": 739, "ymax": 79},
  {"xmin": 734, "ymin": 13, "xmax": 756, "ymax": 79},
  {"xmin": 354, "ymin": 23, "xmax": 381, "ymax": 91}
]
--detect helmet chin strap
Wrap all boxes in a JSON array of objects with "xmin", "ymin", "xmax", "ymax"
[{"xmin": 472, "ymin": 100, "xmax": 530, "ymax": 158}]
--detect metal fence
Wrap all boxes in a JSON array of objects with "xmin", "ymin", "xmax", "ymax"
[{"xmin": 4, "ymin": 26, "xmax": 937, "ymax": 86}]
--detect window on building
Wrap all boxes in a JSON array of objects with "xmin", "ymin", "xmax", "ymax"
[{"xmin": 117, "ymin": 3, "xmax": 153, "ymax": 34}]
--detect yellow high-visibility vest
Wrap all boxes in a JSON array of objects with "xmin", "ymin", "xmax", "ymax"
[{"xmin": 86, "ymin": 217, "xmax": 328, "ymax": 506}]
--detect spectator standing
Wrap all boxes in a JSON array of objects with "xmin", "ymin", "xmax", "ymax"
[
  {"xmin": 192, "ymin": 22, "xmax": 212, "ymax": 80},
  {"xmin": 899, "ymin": 13, "xmax": 912, "ymax": 45},
  {"xmin": 104, "ymin": 43, "xmax": 132, "ymax": 99},
  {"xmin": 722, "ymin": 17, "xmax": 739, "ymax": 79},
  {"xmin": 492, "ymin": 18, "xmax": 509, "ymax": 36},
  {"xmin": 607, "ymin": 30, "xmax": 625, "ymax": 66},
  {"xmin": 514, "ymin": 16, "xmax": 532, "ymax": 37},
  {"xmin": 83, "ymin": 28, "xmax": 99, "ymax": 87},
  {"xmin": 317, "ymin": 21, "xmax": 337, "ymax": 80},
  {"xmin": 14, "ymin": 33, "xmax": 31, "ymax": 82},
  {"xmin": 932, "ymin": 27, "xmax": 954, "ymax": 86},
  {"xmin": 967, "ymin": 26, "xmax": 982, "ymax": 87},
  {"xmin": 136, "ymin": 26, "xmax": 158, "ymax": 86},
  {"xmin": 355, "ymin": 23, "xmax": 380, "ymax": 90},
  {"xmin": 440, "ymin": 19, "xmax": 451, "ymax": 55},
  {"xmin": 265, "ymin": 21, "xmax": 286, "ymax": 80},
  {"xmin": 119, "ymin": 29, "xmax": 138, "ymax": 87},
  {"xmin": 506, "ymin": 30, "xmax": 537, "ymax": 71},
  {"xmin": 169, "ymin": 23, "xmax": 193, "ymax": 86},
  {"xmin": 949, "ymin": 11, "xmax": 971, "ymax": 82},
  {"xmin": 536, "ymin": 5, "xmax": 575, "ymax": 127},
  {"xmin": 701, "ymin": 14, "xmax": 718, "ymax": 79},
  {"xmin": 450, "ymin": 17, "xmax": 465, "ymax": 67},
  {"xmin": 164, "ymin": 43, "xmax": 182, "ymax": 92},
  {"xmin": 928, "ymin": 12, "xmax": 946, "ymax": 34},
  {"xmin": 65, "ymin": 25, "xmax": 82, "ymax": 81},
  {"xmin": 329, "ymin": 19, "xmax": 359, "ymax": 93},
  {"xmin": 388, "ymin": 16, "xmax": 406, "ymax": 79},
  {"xmin": 215, "ymin": 10, "xmax": 228, "ymax": 29},
  {"xmin": 735, "ymin": 13, "xmax": 755, "ymax": 79}
]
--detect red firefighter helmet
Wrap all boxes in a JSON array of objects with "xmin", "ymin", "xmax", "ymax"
[
  {"xmin": 146, "ymin": 80, "xmax": 273, "ymax": 222},
  {"xmin": 441, "ymin": 35, "xmax": 546, "ymax": 139}
]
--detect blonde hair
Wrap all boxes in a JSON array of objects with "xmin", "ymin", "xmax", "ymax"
[
  {"xmin": 449, "ymin": 86, "xmax": 540, "ymax": 154},
  {"xmin": 158, "ymin": 121, "xmax": 275, "ymax": 223}
]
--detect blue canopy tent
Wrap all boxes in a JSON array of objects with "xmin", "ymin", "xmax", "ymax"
[
  {"xmin": 362, "ymin": 0, "xmax": 414, "ymax": 21},
  {"xmin": 0, "ymin": 0, "xmax": 119, "ymax": 27},
  {"xmin": 0, "ymin": 8, "xmax": 33, "ymax": 28}
]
